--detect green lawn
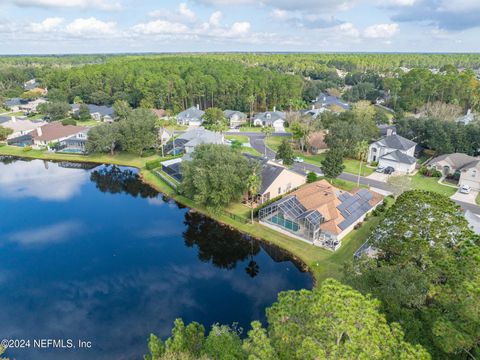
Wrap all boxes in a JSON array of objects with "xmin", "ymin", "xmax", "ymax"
[
  {"xmin": 476, "ymin": 193, "xmax": 480, "ymax": 205},
  {"xmin": 239, "ymin": 126, "xmax": 263, "ymax": 133},
  {"xmin": 293, "ymin": 152, "xmax": 374, "ymax": 177},
  {"xmin": 240, "ymin": 146, "xmax": 262, "ymax": 156},
  {"xmin": 266, "ymin": 135, "xmax": 289, "ymax": 152},
  {"xmin": 322, "ymin": 177, "xmax": 368, "ymax": 191},
  {"xmin": 411, "ymin": 173, "xmax": 457, "ymax": 197},
  {"xmin": 226, "ymin": 135, "xmax": 249, "ymax": 144},
  {"xmin": 0, "ymin": 145, "xmax": 159, "ymax": 168}
]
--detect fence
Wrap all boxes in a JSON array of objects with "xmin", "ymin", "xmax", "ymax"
[{"xmin": 153, "ymin": 169, "xmax": 178, "ymax": 191}]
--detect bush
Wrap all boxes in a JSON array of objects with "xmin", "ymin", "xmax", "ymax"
[
  {"xmin": 370, "ymin": 161, "xmax": 378, "ymax": 167},
  {"xmin": 353, "ymin": 222, "xmax": 363, "ymax": 230},
  {"xmin": 62, "ymin": 118, "xmax": 77, "ymax": 126},
  {"xmin": 23, "ymin": 146, "xmax": 32, "ymax": 152},
  {"xmin": 141, "ymin": 148, "xmax": 157, "ymax": 157},
  {"xmin": 307, "ymin": 171, "xmax": 318, "ymax": 183},
  {"xmin": 146, "ymin": 159, "xmax": 162, "ymax": 170}
]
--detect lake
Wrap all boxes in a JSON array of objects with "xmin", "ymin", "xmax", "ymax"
[{"xmin": 0, "ymin": 158, "xmax": 312, "ymax": 360}]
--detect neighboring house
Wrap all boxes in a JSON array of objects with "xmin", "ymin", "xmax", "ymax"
[
  {"xmin": 244, "ymin": 154, "xmax": 306, "ymax": 204},
  {"xmin": 176, "ymin": 106, "xmax": 205, "ymax": 126},
  {"xmin": 367, "ymin": 134, "xmax": 417, "ymax": 173},
  {"xmin": 163, "ymin": 128, "xmax": 224, "ymax": 155},
  {"xmin": 313, "ymin": 92, "xmax": 350, "ymax": 111},
  {"xmin": 252, "ymin": 109, "xmax": 286, "ymax": 131},
  {"xmin": 457, "ymin": 109, "xmax": 475, "ymax": 125},
  {"xmin": 465, "ymin": 210, "xmax": 480, "ymax": 235},
  {"xmin": 301, "ymin": 106, "xmax": 327, "ymax": 119},
  {"xmin": 224, "ymin": 110, "xmax": 247, "ymax": 128},
  {"xmin": 158, "ymin": 128, "xmax": 173, "ymax": 144},
  {"xmin": 71, "ymin": 104, "xmax": 114, "ymax": 122},
  {"xmin": 307, "ymin": 131, "xmax": 328, "ymax": 154},
  {"xmin": 19, "ymin": 98, "xmax": 48, "ymax": 113},
  {"xmin": 32, "ymin": 122, "xmax": 87, "ymax": 148},
  {"xmin": 459, "ymin": 160, "xmax": 480, "ymax": 191},
  {"xmin": 1, "ymin": 117, "xmax": 47, "ymax": 140},
  {"xmin": 23, "ymin": 78, "xmax": 39, "ymax": 91},
  {"xmin": 259, "ymin": 180, "xmax": 382, "ymax": 250},
  {"xmin": 427, "ymin": 153, "xmax": 478, "ymax": 176},
  {"xmin": 4, "ymin": 98, "xmax": 24, "ymax": 112},
  {"xmin": 377, "ymin": 124, "xmax": 397, "ymax": 137},
  {"xmin": 428, "ymin": 153, "xmax": 480, "ymax": 190},
  {"xmin": 57, "ymin": 129, "xmax": 89, "ymax": 154}
]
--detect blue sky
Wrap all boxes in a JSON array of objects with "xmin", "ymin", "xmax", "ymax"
[{"xmin": 0, "ymin": 0, "xmax": 479, "ymax": 54}]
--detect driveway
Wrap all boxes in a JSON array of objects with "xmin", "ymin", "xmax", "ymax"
[
  {"xmin": 450, "ymin": 189, "xmax": 479, "ymax": 205},
  {"xmin": 366, "ymin": 171, "xmax": 389, "ymax": 183}
]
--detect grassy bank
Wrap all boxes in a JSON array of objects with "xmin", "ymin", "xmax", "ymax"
[{"xmin": 0, "ymin": 144, "xmax": 381, "ymax": 284}]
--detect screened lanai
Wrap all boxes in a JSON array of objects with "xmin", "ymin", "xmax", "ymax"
[{"xmin": 258, "ymin": 195, "xmax": 324, "ymax": 242}]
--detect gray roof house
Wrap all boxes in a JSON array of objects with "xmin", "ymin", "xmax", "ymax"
[
  {"xmin": 314, "ymin": 92, "xmax": 351, "ymax": 111},
  {"xmin": 367, "ymin": 134, "xmax": 417, "ymax": 173},
  {"xmin": 176, "ymin": 106, "xmax": 205, "ymax": 126},
  {"xmin": 252, "ymin": 110, "xmax": 286, "ymax": 130},
  {"xmin": 457, "ymin": 109, "xmax": 475, "ymax": 125},
  {"xmin": 428, "ymin": 153, "xmax": 480, "ymax": 190},
  {"xmin": 465, "ymin": 210, "xmax": 480, "ymax": 235},
  {"xmin": 224, "ymin": 110, "xmax": 247, "ymax": 128},
  {"xmin": 71, "ymin": 104, "xmax": 114, "ymax": 122},
  {"xmin": 177, "ymin": 128, "xmax": 224, "ymax": 154},
  {"xmin": 377, "ymin": 124, "xmax": 397, "ymax": 137}
]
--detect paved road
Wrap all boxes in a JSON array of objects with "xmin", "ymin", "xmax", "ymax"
[{"xmin": 248, "ymin": 134, "xmax": 480, "ymax": 215}]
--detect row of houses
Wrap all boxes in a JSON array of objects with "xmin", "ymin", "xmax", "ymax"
[
  {"xmin": 1, "ymin": 116, "xmax": 88, "ymax": 152},
  {"xmin": 160, "ymin": 126, "xmax": 382, "ymax": 251}
]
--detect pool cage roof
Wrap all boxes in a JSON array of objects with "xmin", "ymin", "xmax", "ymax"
[{"xmin": 260, "ymin": 196, "xmax": 324, "ymax": 229}]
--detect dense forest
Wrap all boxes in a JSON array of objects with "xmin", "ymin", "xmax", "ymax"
[{"xmin": 1, "ymin": 53, "xmax": 480, "ymax": 114}]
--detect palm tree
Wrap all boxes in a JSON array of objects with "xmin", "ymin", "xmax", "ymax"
[
  {"xmin": 246, "ymin": 167, "xmax": 261, "ymax": 224},
  {"xmin": 261, "ymin": 126, "xmax": 273, "ymax": 158},
  {"xmin": 354, "ymin": 140, "xmax": 369, "ymax": 187}
]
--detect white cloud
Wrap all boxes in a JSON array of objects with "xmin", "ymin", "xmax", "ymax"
[
  {"xmin": 12, "ymin": 0, "xmax": 121, "ymax": 10},
  {"xmin": 269, "ymin": 9, "xmax": 293, "ymax": 20},
  {"xmin": 382, "ymin": 0, "xmax": 416, "ymax": 6},
  {"xmin": 131, "ymin": 20, "xmax": 189, "ymax": 35},
  {"xmin": 363, "ymin": 23, "xmax": 400, "ymax": 38},
  {"xmin": 65, "ymin": 17, "xmax": 117, "ymax": 38},
  {"xmin": 195, "ymin": 0, "xmax": 356, "ymax": 11},
  {"xmin": 229, "ymin": 22, "xmax": 251, "ymax": 36},
  {"xmin": 30, "ymin": 17, "xmax": 64, "ymax": 33},
  {"xmin": 178, "ymin": 3, "xmax": 196, "ymax": 20},
  {"xmin": 209, "ymin": 11, "xmax": 222, "ymax": 27},
  {"xmin": 337, "ymin": 22, "xmax": 360, "ymax": 37}
]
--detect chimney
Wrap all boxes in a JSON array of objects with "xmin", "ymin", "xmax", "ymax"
[
  {"xmin": 11, "ymin": 116, "xmax": 16, "ymax": 123},
  {"xmin": 467, "ymin": 109, "xmax": 472, "ymax": 115},
  {"xmin": 386, "ymin": 128, "xmax": 393, "ymax": 136},
  {"xmin": 311, "ymin": 105, "xmax": 315, "ymax": 110},
  {"xmin": 196, "ymin": 104, "xmax": 200, "ymax": 110},
  {"xmin": 36, "ymin": 126, "xmax": 43, "ymax": 137},
  {"xmin": 273, "ymin": 106, "xmax": 276, "ymax": 112}
]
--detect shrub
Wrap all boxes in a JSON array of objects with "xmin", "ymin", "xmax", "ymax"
[
  {"xmin": 146, "ymin": 159, "xmax": 162, "ymax": 170},
  {"xmin": 306, "ymin": 171, "xmax": 318, "ymax": 183},
  {"xmin": 353, "ymin": 222, "xmax": 363, "ymax": 230},
  {"xmin": 141, "ymin": 148, "xmax": 157, "ymax": 157},
  {"xmin": 23, "ymin": 146, "xmax": 32, "ymax": 152},
  {"xmin": 62, "ymin": 118, "xmax": 77, "ymax": 126},
  {"xmin": 370, "ymin": 161, "xmax": 378, "ymax": 167}
]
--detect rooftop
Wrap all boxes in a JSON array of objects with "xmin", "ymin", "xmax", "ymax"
[
  {"xmin": 428, "ymin": 153, "xmax": 478, "ymax": 170},
  {"xmin": 33, "ymin": 122, "xmax": 87, "ymax": 142},
  {"xmin": 376, "ymin": 134, "xmax": 416, "ymax": 151}
]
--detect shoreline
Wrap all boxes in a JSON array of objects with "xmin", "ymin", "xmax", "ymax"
[{"xmin": 0, "ymin": 146, "xmax": 379, "ymax": 283}]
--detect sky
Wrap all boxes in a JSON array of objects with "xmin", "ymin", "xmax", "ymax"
[{"xmin": 0, "ymin": 0, "xmax": 480, "ymax": 54}]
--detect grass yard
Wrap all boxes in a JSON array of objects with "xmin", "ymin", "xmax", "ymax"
[
  {"xmin": 226, "ymin": 135, "xmax": 249, "ymax": 144},
  {"xmin": 0, "ymin": 145, "xmax": 159, "ymax": 168},
  {"xmin": 239, "ymin": 126, "xmax": 263, "ymax": 133},
  {"xmin": 266, "ymin": 135, "xmax": 290, "ymax": 152},
  {"xmin": 293, "ymin": 151, "xmax": 374, "ymax": 177},
  {"xmin": 476, "ymin": 193, "xmax": 480, "ymax": 205},
  {"xmin": 240, "ymin": 146, "xmax": 262, "ymax": 156},
  {"xmin": 411, "ymin": 173, "xmax": 457, "ymax": 197}
]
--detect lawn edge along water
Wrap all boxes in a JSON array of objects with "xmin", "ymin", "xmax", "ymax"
[{"xmin": 0, "ymin": 145, "xmax": 381, "ymax": 284}]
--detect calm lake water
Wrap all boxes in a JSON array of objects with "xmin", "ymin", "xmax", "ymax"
[{"xmin": 0, "ymin": 158, "xmax": 312, "ymax": 360}]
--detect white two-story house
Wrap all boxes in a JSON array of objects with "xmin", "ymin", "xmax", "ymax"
[{"xmin": 367, "ymin": 134, "xmax": 417, "ymax": 173}]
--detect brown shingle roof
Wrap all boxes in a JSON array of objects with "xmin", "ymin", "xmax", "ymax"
[{"xmin": 33, "ymin": 122, "xmax": 86, "ymax": 142}]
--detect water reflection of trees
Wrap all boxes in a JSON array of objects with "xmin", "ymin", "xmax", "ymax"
[
  {"xmin": 90, "ymin": 165, "xmax": 159, "ymax": 199},
  {"xmin": 183, "ymin": 211, "xmax": 261, "ymax": 274}
]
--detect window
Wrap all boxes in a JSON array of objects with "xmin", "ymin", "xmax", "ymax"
[
  {"xmin": 473, "ymin": 170, "xmax": 477, "ymax": 178},
  {"xmin": 278, "ymin": 187, "xmax": 282, "ymax": 195}
]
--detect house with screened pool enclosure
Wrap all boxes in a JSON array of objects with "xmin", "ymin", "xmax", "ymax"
[{"xmin": 258, "ymin": 180, "xmax": 383, "ymax": 251}]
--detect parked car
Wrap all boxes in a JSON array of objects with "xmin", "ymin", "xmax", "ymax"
[
  {"xmin": 460, "ymin": 185, "xmax": 471, "ymax": 194},
  {"xmin": 384, "ymin": 166, "xmax": 395, "ymax": 175},
  {"xmin": 294, "ymin": 157, "xmax": 304, "ymax": 163},
  {"xmin": 376, "ymin": 166, "xmax": 385, "ymax": 173}
]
